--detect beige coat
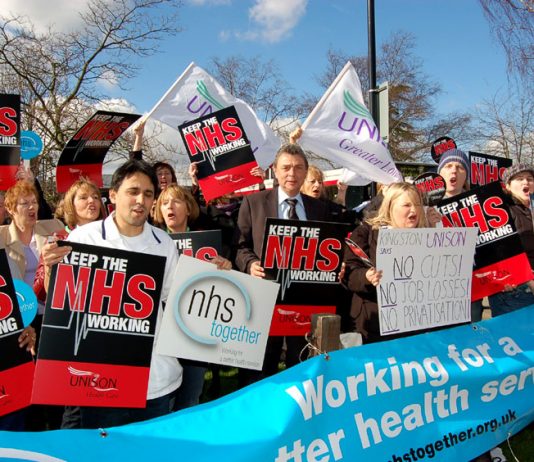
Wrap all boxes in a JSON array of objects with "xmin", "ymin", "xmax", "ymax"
[{"xmin": 0, "ymin": 219, "xmax": 64, "ymax": 279}]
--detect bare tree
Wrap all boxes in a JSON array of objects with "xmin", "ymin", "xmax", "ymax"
[
  {"xmin": 0, "ymin": 0, "xmax": 181, "ymax": 197},
  {"xmin": 210, "ymin": 55, "xmax": 308, "ymax": 136},
  {"xmin": 479, "ymin": 0, "xmax": 534, "ymax": 85},
  {"xmin": 316, "ymin": 48, "xmax": 368, "ymax": 95},
  {"xmin": 316, "ymin": 32, "xmax": 465, "ymax": 161},
  {"xmin": 472, "ymin": 89, "xmax": 534, "ymax": 163}
]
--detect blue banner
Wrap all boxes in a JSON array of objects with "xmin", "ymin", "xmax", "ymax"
[{"xmin": 1, "ymin": 307, "xmax": 533, "ymax": 461}]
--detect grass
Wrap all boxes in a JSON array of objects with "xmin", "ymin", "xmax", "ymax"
[{"xmin": 501, "ymin": 424, "xmax": 534, "ymax": 461}]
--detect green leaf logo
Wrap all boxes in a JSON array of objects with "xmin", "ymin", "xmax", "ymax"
[
  {"xmin": 196, "ymin": 80, "xmax": 224, "ymax": 110},
  {"xmin": 343, "ymin": 90, "xmax": 372, "ymax": 119}
]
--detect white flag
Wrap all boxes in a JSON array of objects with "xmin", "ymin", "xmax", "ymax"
[
  {"xmin": 300, "ymin": 62, "xmax": 402, "ymax": 185},
  {"xmin": 147, "ymin": 62, "xmax": 280, "ymax": 168}
]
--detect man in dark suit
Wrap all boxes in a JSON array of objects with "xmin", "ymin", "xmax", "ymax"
[{"xmin": 235, "ymin": 143, "xmax": 331, "ymax": 383}]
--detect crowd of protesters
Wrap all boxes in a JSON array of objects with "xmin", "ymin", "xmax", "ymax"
[{"xmin": 0, "ymin": 138, "xmax": 532, "ymax": 462}]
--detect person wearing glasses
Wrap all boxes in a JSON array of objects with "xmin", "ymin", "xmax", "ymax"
[{"xmin": 0, "ymin": 181, "xmax": 63, "ymax": 304}]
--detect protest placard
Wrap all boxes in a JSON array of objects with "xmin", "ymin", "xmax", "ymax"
[
  {"xmin": 469, "ymin": 151, "xmax": 512, "ymax": 187},
  {"xmin": 170, "ymin": 229, "xmax": 222, "ymax": 262},
  {"xmin": 437, "ymin": 181, "xmax": 532, "ymax": 300},
  {"xmin": 376, "ymin": 227, "xmax": 478, "ymax": 336},
  {"xmin": 147, "ymin": 62, "xmax": 280, "ymax": 170},
  {"xmin": 0, "ymin": 249, "xmax": 34, "ymax": 417},
  {"xmin": 430, "ymin": 136, "xmax": 456, "ymax": 163},
  {"xmin": 414, "ymin": 172, "xmax": 446, "ymax": 206},
  {"xmin": 156, "ymin": 256, "xmax": 278, "ymax": 371},
  {"xmin": 32, "ymin": 242, "xmax": 165, "ymax": 408},
  {"xmin": 260, "ymin": 218, "xmax": 350, "ymax": 336},
  {"xmin": 179, "ymin": 105, "xmax": 262, "ymax": 201},
  {"xmin": 56, "ymin": 111, "xmax": 140, "ymax": 193},
  {"xmin": 0, "ymin": 94, "xmax": 21, "ymax": 190}
]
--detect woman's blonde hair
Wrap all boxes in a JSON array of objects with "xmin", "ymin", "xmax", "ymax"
[
  {"xmin": 153, "ymin": 184, "xmax": 199, "ymax": 227},
  {"xmin": 301, "ymin": 165, "xmax": 325, "ymax": 198},
  {"xmin": 56, "ymin": 179, "xmax": 104, "ymax": 229},
  {"xmin": 366, "ymin": 182, "xmax": 426, "ymax": 229}
]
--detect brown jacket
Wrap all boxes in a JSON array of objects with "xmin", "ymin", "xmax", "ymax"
[{"xmin": 235, "ymin": 188, "xmax": 331, "ymax": 274}]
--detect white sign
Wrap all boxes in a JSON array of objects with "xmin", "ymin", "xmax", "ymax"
[
  {"xmin": 376, "ymin": 227, "xmax": 478, "ymax": 335},
  {"xmin": 156, "ymin": 256, "xmax": 279, "ymax": 370}
]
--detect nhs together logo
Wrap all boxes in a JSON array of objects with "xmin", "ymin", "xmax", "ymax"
[{"xmin": 172, "ymin": 271, "xmax": 261, "ymax": 347}]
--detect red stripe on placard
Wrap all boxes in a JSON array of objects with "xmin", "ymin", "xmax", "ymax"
[
  {"xmin": 0, "ymin": 165, "xmax": 20, "ymax": 191},
  {"xmin": 269, "ymin": 304, "xmax": 336, "ymax": 336},
  {"xmin": 56, "ymin": 163, "xmax": 103, "ymax": 193},
  {"xmin": 472, "ymin": 252, "xmax": 532, "ymax": 301},
  {"xmin": 199, "ymin": 161, "xmax": 262, "ymax": 202},
  {"xmin": 0, "ymin": 361, "xmax": 34, "ymax": 417},
  {"xmin": 32, "ymin": 359, "xmax": 149, "ymax": 408}
]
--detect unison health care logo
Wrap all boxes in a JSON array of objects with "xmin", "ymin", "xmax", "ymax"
[
  {"xmin": 157, "ymin": 256, "xmax": 278, "ymax": 370},
  {"xmin": 338, "ymin": 89, "xmax": 385, "ymax": 146},
  {"xmin": 343, "ymin": 90, "xmax": 373, "ymax": 119},
  {"xmin": 186, "ymin": 80, "xmax": 224, "ymax": 118}
]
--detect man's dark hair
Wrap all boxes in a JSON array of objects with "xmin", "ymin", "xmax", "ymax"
[
  {"xmin": 111, "ymin": 159, "xmax": 158, "ymax": 193},
  {"xmin": 274, "ymin": 143, "xmax": 309, "ymax": 169}
]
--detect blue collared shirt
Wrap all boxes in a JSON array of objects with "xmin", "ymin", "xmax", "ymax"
[{"xmin": 277, "ymin": 188, "xmax": 307, "ymax": 220}]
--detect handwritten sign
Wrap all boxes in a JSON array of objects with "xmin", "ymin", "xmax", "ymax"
[{"xmin": 376, "ymin": 228, "xmax": 478, "ymax": 336}]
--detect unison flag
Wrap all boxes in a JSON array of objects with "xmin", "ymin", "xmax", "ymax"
[
  {"xmin": 300, "ymin": 62, "xmax": 402, "ymax": 185},
  {"xmin": 147, "ymin": 62, "xmax": 280, "ymax": 169}
]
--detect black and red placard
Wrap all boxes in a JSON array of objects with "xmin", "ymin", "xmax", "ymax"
[
  {"xmin": 0, "ymin": 249, "xmax": 34, "ymax": 417},
  {"xmin": 170, "ymin": 230, "xmax": 222, "ymax": 262},
  {"xmin": 260, "ymin": 219, "xmax": 350, "ymax": 336},
  {"xmin": 32, "ymin": 242, "xmax": 165, "ymax": 408},
  {"xmin": 179, "ymin": 105, "xmax": 262, "ymax": 202},
  {"xmin": 437, "ymin": 181, "xmax": 532, "ymax": 300},
  {"xmin": 431, "ymin": 136, "xmax": 457, "ymax": 163},
  {"xmin": 414, "ymin": 172, "xmax": 446, "ymax": 206},
  {"xmin": 0, "ymin": 94, "xmax": 21, "ymax": 190},
  {"xmin": 469, "ymin": 151, "xmax": 512, "ymax": 187},
  {"xmin": 56, "ymin": 111, "xmax": 140, "ymax": 193}
]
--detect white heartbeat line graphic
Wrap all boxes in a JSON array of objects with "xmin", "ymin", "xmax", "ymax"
[
  {"xmin": 274, "ymin": 249, "xmax": 338, "ymax": 301},
  {"xmin": 71, "ymin": 141, "xmax": 87, "ymax": 163},
  {"xmin": 42, "ymin": 282, "xmax": 153, "ymax": 356},
  {"xmin": 196, "ymin": 146, "xmax": 216, "ymax": 171}
]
